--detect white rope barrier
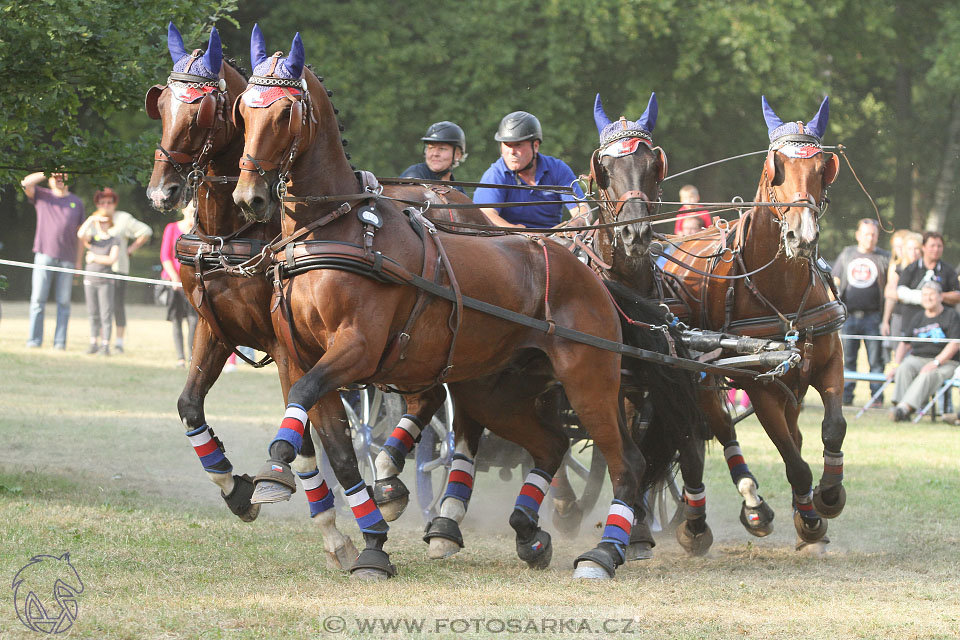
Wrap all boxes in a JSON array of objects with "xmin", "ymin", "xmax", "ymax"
[
  {"xmin": 841, "ymin": 333, "xmax": 960, "ymax": 344},
  {"xmin": 0, "ymin": 258, "xmax": 181, "ymax": 288}
]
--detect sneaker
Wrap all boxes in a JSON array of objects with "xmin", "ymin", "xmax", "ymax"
[
  {"xmin": 26, "ymin": 341, "xmax": 40, "ymax": 349},
  {"xmin": 891, "ymin": 405, "xmax": 910, "ymax": 422},
  {"xmin": 99, "ymin": 345, "xmax": 110, "ymax": 356},
  {"xmin": 87, "ymin": 343, "xmax": 99, "ymax": 355},
  {"xmin": 53, "ymin": 344, "xmax": 66, "ymax": 350},
  {"xmin": 114, "ymin": 344, "xmax": 124, "ymax": 354}
]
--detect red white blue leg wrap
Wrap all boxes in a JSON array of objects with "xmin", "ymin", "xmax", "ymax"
[
  {"xmin": 514, "ymin": 469, "xmax": 552, "ymax": 517},
  {"xmin": 345, "ymin": 481, "xmax": 388, "ymax": 534},
  {"xmin": 601, "ymin": 500, "xmax": 634, "ymax": 553},
  {"xmin": 442, "ymin": 453, "xmax": 475, "ymax": 504},
  {"xmin": 723, "ymin": 441, "xmax": 756, "ymax": 485},
  {"xmin": 185, "ymin": 425, "xmax": 231, "ymax": 474},
  {"xmin": 684, "ymin": 484, "xmax": 706, "ymax": 518},
  {"xmin": 297, "ymin": 468, "xmax": 335, "ymax": 517},
  {"xmin": 273, "ymin": 403, "xmax": 307, "ymax": 452},
  {"xmin": 794, "ymin": 489, "xmax": 817, "ymax": 521},
  {"xmin": 381, "ymin": 414, "xmax": 424, "ymax": 468},
  {"xmin": 821, "ymin": 450, "xmax": 844, "ymax": 487}
]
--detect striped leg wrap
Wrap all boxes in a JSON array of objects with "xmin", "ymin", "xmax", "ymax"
[
  {"xmin": 794, "ymin": 489, "xmax": 816, "ymax": 521},
  {"xmin": 297, "ymin": 468, "xmax": 334, "ymax": 517},
  {"xmin": 514, "ymin": 469, "xmax": 553, "ymax": 516},
  {"xmin": 185, "ymin": 425, "xmax": 232, "ymax": 474},
  {"xmin": 442, "ymin": 453, "xmax": 475, "ymax": 505},
  {"xmin": 601, "ymin": 500, "xmax": 634, "ymax": 551},
  {"xmin": 723, "ymin": 441, "xmax": 756, "ymax": 485},
  {"xmin": 821, "ymin": 450, "xmax": 844, "ymax": 487},
  {"xmin": 381, "ymin": 414, "xmax": 424, "ymax": 468},
  {"xmin": 273, "ymin": 403, "xmax": 307, "ymax": 452},
  {"xmin": 684, "ymin": 485, "xmax": 707, "ymax": 518},
  {"xmin": 345, "ymin": 482, "xmax": 388, "ymax": 534}
]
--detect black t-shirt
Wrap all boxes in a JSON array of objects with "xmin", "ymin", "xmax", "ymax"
[
  {"xmin": 399, "ymin": 162, "xmax": 465, "ymax": 194},
  {"xmin": 901, "ymin": 306, "xmax": 960, "ymax": 360},
  {"xmin": 832, "ymin": 246, "xmax": 888, "ymax": 312},
  {"xmin": 895, "ymin": 259, "xmax": 960, "ymax": 320}
]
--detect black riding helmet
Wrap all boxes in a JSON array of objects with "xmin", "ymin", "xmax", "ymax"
[
  {"xmin": 422, "ymin": 121, "xmax": 467, "ymax": 156},
  {"xmin": 494, "ymin": 111, "xmax": 542, "ymax": 143}
]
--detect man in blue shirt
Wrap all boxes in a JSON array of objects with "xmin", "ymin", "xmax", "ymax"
[
  {"xmin": 474, "ymin": 111, "xmax": 587, "ymax": 228},
  {"xmin": 400, "ymin": 121, "xmax": 468, "ymax": 194}
]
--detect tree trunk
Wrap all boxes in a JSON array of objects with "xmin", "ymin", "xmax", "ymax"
[
  {"xmin": 894, "ymin": 59, "xmax": 913, "ymax": 229},
  {"xmin": 925, "ymin": 97, "xmax": 960, "ymax": 233}
]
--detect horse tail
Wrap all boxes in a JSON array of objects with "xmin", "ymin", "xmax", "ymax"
[{"xmin": 602, "ymin": 279, "xmax": 705, "ymax": 491}]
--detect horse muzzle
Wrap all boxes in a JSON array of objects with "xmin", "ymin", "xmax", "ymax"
[{"xmin": 233, "ymin": 174, "xmax": 275, "ymax": 222}]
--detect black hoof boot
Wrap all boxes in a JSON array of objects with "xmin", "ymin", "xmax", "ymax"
[
  {"xmin": 573, "ymin": 542, "xmax": 620, "ymax": 580},
  {"xmin": 423, "ymin": 516, "xmax": 465, "ymax": 548},
  {"xmin": 794, "ymin": 510, "xmax": 829, "ymax": 544},
  {"xmin": 676, "ymin": 518, "xmax": 713, "ymax": 556},
  {"xmin": 551, "ymin": 499, "xmax": 584, "ymax": 538},
  {"xmin": 349, "ymin": 549, "xmax": 396, "ymax": 580},
  {"xmin": 516, "ymin": 529, "xmax": 553, "ymax": 570},
  {"xmin": 812, "ymin": 483, "xmax": 846, "ymax": 519},
  {"xmin": 221, "ymin": 474, "xmax": 260, "ymax": 522},
  {"xmin": 739, "ymin": 498, "xmax": 775, "ymax": 537},
  {"xmin": 626, "ymin": 519, "xmax": 655, "ymax": 561},
  {"xmin": 373, "ymin": 476, "xmax": 410, "ymax": 522}
]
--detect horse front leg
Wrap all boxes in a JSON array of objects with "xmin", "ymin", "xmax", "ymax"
[
  {"xmin": 176, "ymin": 320, "xmax": 259, "ymax": 521},
  {"xmin": 811, "ymin": 343, "xmax": 848, "ymax": 518},
  {"xmin": 373, "ymin": 384, "xmax": 448, "ymax": 521},
  {"xmin": 674, "ymin": 433, "xmax": 714, "ymax": 557}
]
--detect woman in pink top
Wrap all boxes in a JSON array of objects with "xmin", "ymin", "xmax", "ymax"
[{"xmin": 160, "ymin": 202, "xmax": 198, "ymax": 367}]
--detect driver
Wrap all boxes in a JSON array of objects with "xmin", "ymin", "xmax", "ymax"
[
  {"xmin": 400, "ymin": 121, "xmax": 468, "ymax": 194},
  {"xmin": 473, "ymin": 111, "xmax": 587, "ymax": 228}
]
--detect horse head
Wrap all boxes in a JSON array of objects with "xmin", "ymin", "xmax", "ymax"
[
  {"xmin": 760, "ymin": 95, "xmax": 840, "ymax": 259},
  {"xmin": 233, "ymin": 27, "xmax": 336, "ymax": 222},
  {"xmin": 591, "ymin": 92, "xmax": 667, "ymax": 262},
  {"xmin": 145, "ymin": 24, "xmax": 245, "ymax": 211}
]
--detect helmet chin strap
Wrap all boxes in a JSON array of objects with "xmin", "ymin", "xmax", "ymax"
[{"xmin": 514, "ymin": 151, "xmax": 537, "ymax": 182}]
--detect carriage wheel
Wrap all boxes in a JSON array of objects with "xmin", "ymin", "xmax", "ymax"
[
  {"xmin": 414, "ymin": 387, "xmax": 455, "ymax": 523},
  {"xmin": 643, "ymin": 462, "xmax": 684, "ymax": 533},
  {"xmin": 549, "ymin": 440, "xmax": 607, "ymax": 537}
]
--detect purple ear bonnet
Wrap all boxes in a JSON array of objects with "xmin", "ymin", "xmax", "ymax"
[
  {"xmin": 595, "ymin": 92, "xmax": 657, "ymax": 146},
  {"xmin": 250, "ymin": 27, "xmax": 304, "ymax": 79},
  {"xmin": 167, "ymin": 23, "xmax": 220, "ymax": 79},
  {"xmin": 763, "ymin": 95, "xmax": 830, "ymax": 143}
]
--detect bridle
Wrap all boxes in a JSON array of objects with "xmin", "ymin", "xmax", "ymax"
[
  {"xmin": 233, "ymin": 53, "xmax": 314, "ymax": 218},
  {"xmin": 145, "ymin": 49, "xmax": 232, "ymax": 200},
  {"xmin": 589, "ymin": 128, "xmax": 667, "ymax": 245}
]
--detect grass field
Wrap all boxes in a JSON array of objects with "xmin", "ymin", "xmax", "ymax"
[{"xmin": 1, "ymin": 300, "xmax": 959, "ymax": 639}]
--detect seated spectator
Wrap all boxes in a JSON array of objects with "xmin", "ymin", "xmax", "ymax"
[
  {"xmin": 679, "ymin": 215, "xmax": 706, "ymax": 236},
  {"xmin": 888, "ymin": 281, "xmax": 960, "ymax": 421},
  {"xmin": 673, "ymin": 184, "xmax": 711, "ymax": 234}
]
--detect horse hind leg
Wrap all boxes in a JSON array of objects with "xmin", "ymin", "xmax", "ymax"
[
  {"xmin": 374, "ymin": 385, "xmax": 447, "ymax": 522},
  {"xmin": 812, "ymin": 356, "xmax": 848, "ymax": 519},
  {"xmin": 674, "ymin": 436, "xmax": 715, "ymax": 557}
]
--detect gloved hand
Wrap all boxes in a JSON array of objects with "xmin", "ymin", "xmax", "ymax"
[{"xmin": 897, "ymin": 286, "xmax": 922, "ymax": 305}]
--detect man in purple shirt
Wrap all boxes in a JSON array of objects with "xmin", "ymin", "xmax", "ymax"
[{"xmin": 20, "ymin": 172, "xmax": 85, "ymax": 349}]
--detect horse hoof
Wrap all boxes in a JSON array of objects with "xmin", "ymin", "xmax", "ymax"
[
  {"xmin": 517, "ymin": 530, "xmax": 552, "ymax": 570},
  {"xmin": 739, "ymin": 499, "xmax": 775, "ymax": 537},
  {"xmin": 795, "ymin": 536, "xmax": 831, "ymax": 554},
  {"xmin": 676, "ymin": 520, "xmax": 713, "ymax": 556},
  {"xmin": 327, "ymin": 539, "xmax": 359, "ymax": 571},
  {"xmin": 250, "ymin": 480, "xmax": 293, "ymax": 504},
  {"xmin": 812, "ymin": 484, "xmax": 846, "ymax": 519},
  {"xmin": 428, "ymin": 537, "xmax": 461, "ymax": 560},
  {"xmin": 349, "ymin": 549, "xmax": 396, "ymax": 580},
  {"xmin": 793, "ymin": 510, "xmax": 829, "ymax": 544},
  {"xmin": 572, "ymin": 560, "xmax": 612, "ymax": 580},
  {"xmin": 373, "ymin": 476, "xmax": 410, "ymax": 522},
  {"xmin": 551, "ymin": 500, "xmax": 583, "ymax": 538},
  {"xmin": 625, "ymin": 542, "xmax": 653, "ymax": 561},
  {"xmin": 221, "ymin": 474, "xmax": 260, "ymax": 522}
]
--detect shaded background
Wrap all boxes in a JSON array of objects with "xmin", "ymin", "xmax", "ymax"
[{"xmin": 2, "ymin": 0, "xmax": 959, "ymax": 298}]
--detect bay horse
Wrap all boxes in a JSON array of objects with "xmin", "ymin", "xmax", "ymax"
[
  {"xmin": 230, "ymin": 29, "xmax": 697, "ymax": 580},
  {"xmin": 652, "ymin": 96, "xmax": 846, "ymax": 550},
  {"xmin": 143, "ymin": 24, "xmax": 483, "ymax": 569},
  {"xmin": 585, "ymin": 93, "xmax": 720, "ymax": 557}
]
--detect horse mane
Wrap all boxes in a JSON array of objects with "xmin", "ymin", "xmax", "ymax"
[
  {"xmin": 223, "ymin": 56, "xmax": 248, "ymax": 80},
  {"xmin": 303, "ymin": 63, "xmax": 353, "ymax": 168}
]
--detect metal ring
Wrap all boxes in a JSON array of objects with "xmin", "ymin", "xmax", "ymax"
[
  {"xmin": 714, "ymin": 217, "xmax": 729, "ymax": 232},
  {"xmin": 648, "ymin": 240, "xmax": 664, "ymax": 256},
  {"xmin": 718, "ymin": 247, "xmax": 735, "ymax": 263},
  {"xmin": 275, "ymin": 179, "xmax": 287, "ymax": 201}
]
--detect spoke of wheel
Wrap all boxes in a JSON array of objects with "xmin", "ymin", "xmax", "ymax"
[{"xmin": 566, "ymin": 453, "xmax": 590, "ymax": 481}]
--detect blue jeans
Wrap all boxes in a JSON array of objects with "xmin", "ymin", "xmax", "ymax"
[
  {"xmin": 842, "ymin": 310, "xmax": 885, "ymax": 403},
  {"xmin": 28, "ymin": 253, "xmax": 75, "ymax": 347}
]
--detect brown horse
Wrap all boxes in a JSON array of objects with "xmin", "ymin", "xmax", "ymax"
[
  {"xmin": 654, "ymin": 96, "xmax": 846, "ymax": 550},
  {"xmin": 230, "ymin": 29, "xmax": 687, "ymax": 580}
]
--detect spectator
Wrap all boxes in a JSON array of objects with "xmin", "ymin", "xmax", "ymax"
[
  {"xmin": 678, "ymin": 215, "xmax": 706, "ymax": 236},
  {"xmin": 888, "ymin": 281, "xmax": 960, "ymax": 421},
  {"xmin": 160, "ymin": 202, "xmax": 198, "ymax": 367},
  {"xmin": 77, "ymin": 213, "xmax": 120, "ymax": 355},
  {"xmin": 20, "ymin": 172, "xmax": 85, "ymax": 349},
  {"xmin": 892, "ymin": 232, "xmax": 960, "ymax": 324},
  {"xmin": 833, "ymin": 219, "xmax": 890, "ymax": 406},
  {"xmin": 80, "ymin": 188, "xmax": 153, "ymax": 354},
  {"xmin": 882, "ymin": 231, "xmax": 923, "ymax": 355},
  {"xmin": 474, "ymin": 111, "xmax": 587, "ymax": 228},
  {"xmin": 400, "ymin": 121, "xmax": 468, "ymax": 194},
  {"xmin": 673, "ymin": 184, "xmax": 712, "ymax": 234}
]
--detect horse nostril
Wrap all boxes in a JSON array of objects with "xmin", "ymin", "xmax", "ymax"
[
  {"xmin": 166, "ymin": 184, "xmax": 181, "ymax": 202},
  {"xmin": 250, "ymin": 196, "xmax": 265, "ymax": 212}
]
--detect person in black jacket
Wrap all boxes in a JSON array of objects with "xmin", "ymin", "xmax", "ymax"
[{"xmin": 400, "ymin": 121, "xmax": 467, "ymax": 194}]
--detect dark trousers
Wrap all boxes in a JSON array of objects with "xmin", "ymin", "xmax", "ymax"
[{"xmin": 842, "ymin": 310, "xmax": 885, "ymax": 403}]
